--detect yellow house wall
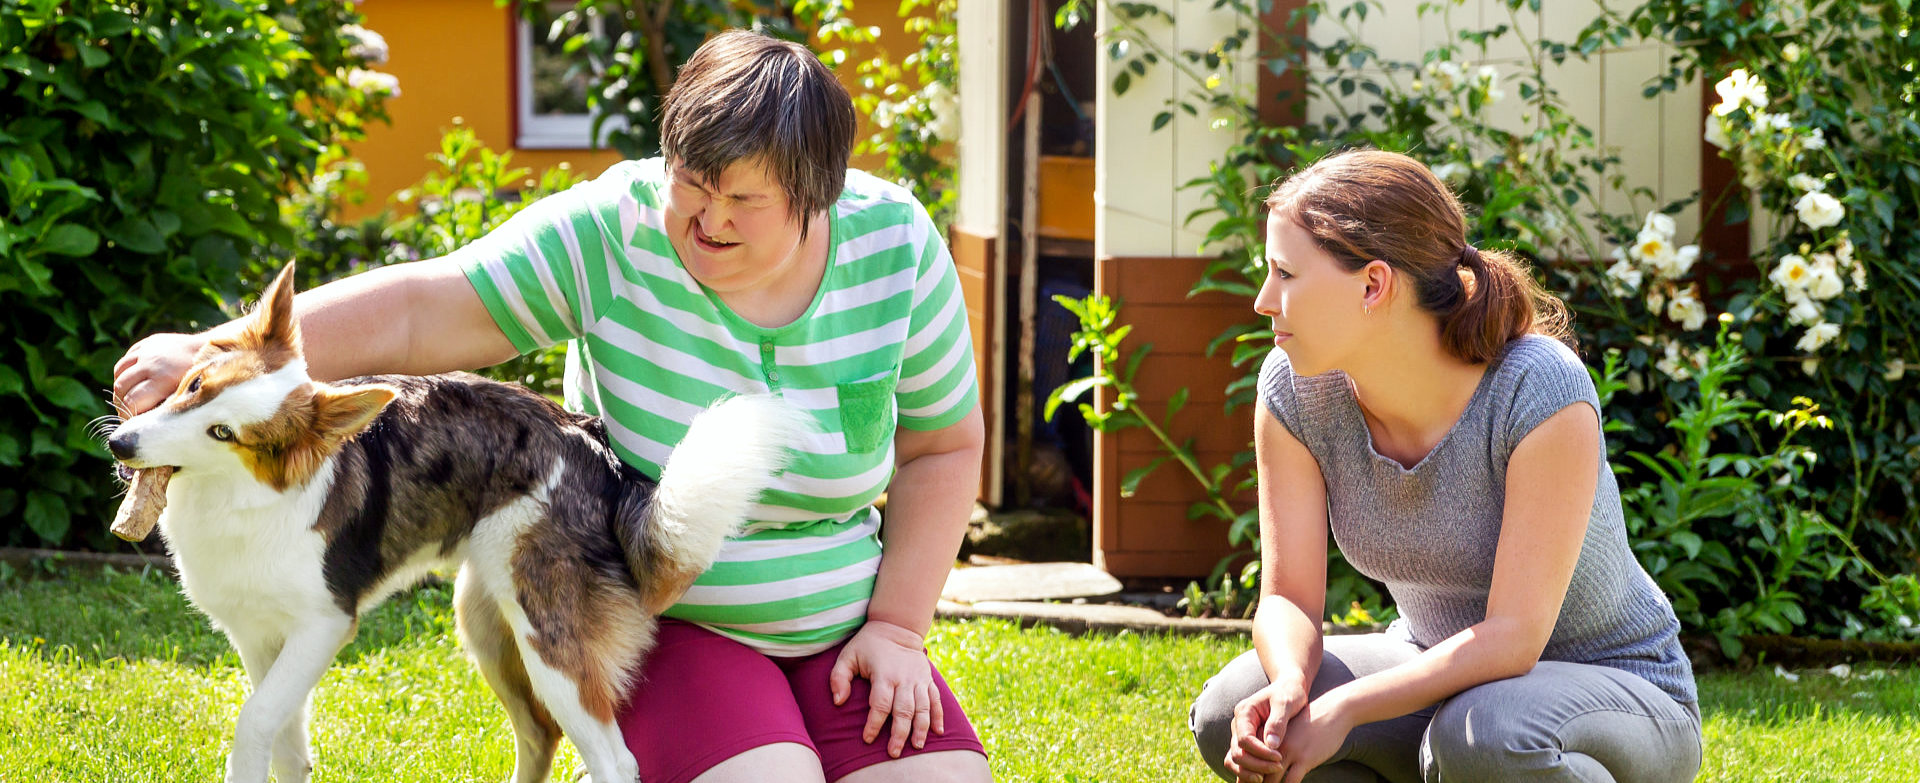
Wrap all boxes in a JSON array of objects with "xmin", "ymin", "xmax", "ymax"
[{"xmin": 346, "ymin": 1, "xmax": 933, "ymax": 218}]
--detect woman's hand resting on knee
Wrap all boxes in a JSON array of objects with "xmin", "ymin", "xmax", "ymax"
[{"xmin": 1226, "ymin": 679, "xmax": 1307, "ymax": 781}]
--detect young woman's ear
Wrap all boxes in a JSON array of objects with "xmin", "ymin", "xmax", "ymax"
[{"xmin": 1361, "ymin": 259, "xmax": 1395, "ymax": 313}]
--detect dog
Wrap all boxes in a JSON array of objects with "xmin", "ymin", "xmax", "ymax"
[{"xmin": 106, "ymin": 263, "xmax": 806, "ymax": 783}]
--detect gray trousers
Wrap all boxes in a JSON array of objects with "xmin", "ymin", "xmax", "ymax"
[{"xmin": 1189, "ymin": 634, "xmax": 1702, "ymax": 782}]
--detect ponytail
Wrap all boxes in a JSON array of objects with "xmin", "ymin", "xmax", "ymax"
[{"xmin": 1439, "ymin": 245, "xmax": 1573, "ymax": 364}]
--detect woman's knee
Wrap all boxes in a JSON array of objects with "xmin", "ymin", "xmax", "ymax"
[
  {"xmin": 1189, "ymin": 650, "xmax": 1267, "ymax": 779},
  {"xmin": 1420, "ymin": 683, "xmax": 1554, "ymax": 780}
]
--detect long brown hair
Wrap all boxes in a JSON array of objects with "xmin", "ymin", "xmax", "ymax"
[{"xmin": 1264, "ymin": 149, "xmax": 1574, "ymax": 364}]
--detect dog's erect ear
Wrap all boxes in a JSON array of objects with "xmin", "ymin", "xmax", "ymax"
[
  {"xmin": 240, "ymin": 263, "xmax": 302, "ymax": 354},
  {"xmin": 312, "ymin": 383, "xmax": 398, "ymax": 444},
  {"xmin": 275, "ymin": 383, "xmax": 397, "ymax": 490}
]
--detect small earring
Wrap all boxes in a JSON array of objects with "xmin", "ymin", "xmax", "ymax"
[{"xmin": 1364, "ymin": 305, "xmax": 1373, "ymax": 315}]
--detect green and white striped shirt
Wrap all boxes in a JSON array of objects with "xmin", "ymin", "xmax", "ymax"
[{"xmin": 457, "ymin": 158, "xmax": 978, "ymax": 656}]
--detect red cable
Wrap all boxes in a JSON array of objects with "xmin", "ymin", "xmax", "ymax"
[{"xmin": 1007, "ymin": 0, "xmax": 1043, "ymax": 132}]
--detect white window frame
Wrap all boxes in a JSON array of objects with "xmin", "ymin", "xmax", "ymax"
[{"xmin": 514, "ymin": 2, "xmax": 629, "ymax": 150}]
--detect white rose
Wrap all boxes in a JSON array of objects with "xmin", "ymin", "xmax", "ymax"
[
  {"xmin": 1667, "ymin": 289, "xmax": 1709, "ymax": 330},
  {"xmin": 1788, "ymin": 297, "xmax": 1823, "ymax": 326},
  {"xmin": 1633, "ymin": 229, "xmax": 1670, "ymax": 263},
  {"xmin": 1886, "ymin": 359, "xmax": 1907, "ymax": 382},
  {"xmin": 1431, "ymin": 161, "xmax": 1471, "ymax": 185},
  {"xmin": 1478, "ymin": 66, "xmax": 1506, "ymax": 103},
  {"xmin": 1802, "ymin": 357, "xmax": 1821, "ymax": 377},
  {"xmin": 1705, "ymin": 119, "xmax": 1733, "ymax": 151},
  {"xmin": 1770, "ymin": 254, "xmax": 1812, "ymax": 291},
  {"xmin": 1835, "ymin": 236, "xmax": 1854, "ymax": 265},
  {"xmin": 1784, "ymin": 43, "xmax": 1803, "ymax": 62},
  {"xmin": 342, "ymin": 24, "xmax": 390, "ymax": 66},
  {"xmin": 1713, "ymin": 69, "xmax": 1769, "ymax": 115},
  {"xmin": 1790, "ymin": 173, "xmax": 1826, "ymax": 193},
  {"xmin": 1805, "ymin": 265, "xmax": 1845, "ymax": 300},
  {"xmin": 1435, "ymin": 61, "xmax": 1464, "ymax": 90},
  {"xmin": 1803, "ymin": 128, "xmax": 1827, "ymax": 150},
  {"xmin": 1851, "ymin": 265, "xmax": 1869, "ymax": 292},
  {"xmin": 1643, "ymin": 211, "xmax": 1677, "ymax": 238},
  {"xmin": 1605, "ymin": 258, "xmax": 1643, "ymax": 293},
  {"xmin": 1656, "ymin": 341, "xmax": 1690, "ymax": 381},
  {"xmin": 1796, "ymin": 321, "xmax": 1841, "ymax": 352},
  {"xmin": 1796, "ymin": 191, "xmax": 1845, "ymax": 230},
  {"xmin": 346, "ymin": 68, "xmax": 401, "ymax": 98},
  {"xmin": 1672, "ymin": 245, "xmax": 1700, "ymax": 278}
]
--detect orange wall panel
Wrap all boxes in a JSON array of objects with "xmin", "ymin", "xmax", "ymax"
[
  {"xmin": 346, "ymin": 1, "xmax": 623, "ymax": 218},
  {"xmin": 345, "ymin": 2, "xmax": 938, "ymax": 218}
]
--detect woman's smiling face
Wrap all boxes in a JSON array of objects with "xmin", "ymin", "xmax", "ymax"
[
  {"xmin": 1254, "ymin": 212, "xmax": 1372, "ymax": 377},
  {"xmin": 663, "ymin": 158, "xmax": 809, "ymax": 294}
]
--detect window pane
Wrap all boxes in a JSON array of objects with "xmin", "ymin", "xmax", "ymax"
[{"xmin": 527, "ymin": 3, "xmax": 608, "ymax": 117}]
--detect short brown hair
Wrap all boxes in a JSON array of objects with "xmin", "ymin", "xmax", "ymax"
[
  {"xmin": 659, "ymin": 30, "xmax": 856, "ymax": 238},
  {"xmin": 1265, "ymin": 149, "xmax": 1574, "ymax": 364}
]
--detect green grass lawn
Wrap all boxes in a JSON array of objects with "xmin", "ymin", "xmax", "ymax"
[{"xmin": 3, "ymin": 565, "xmax": 1917, "ymax": 782}]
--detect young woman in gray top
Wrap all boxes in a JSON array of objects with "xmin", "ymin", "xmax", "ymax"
[{"xmin": 1189, "ymin": 150, "xmax": 1702, "ymax": 783}]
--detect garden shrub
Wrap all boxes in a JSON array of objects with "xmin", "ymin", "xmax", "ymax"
[{"xmin": 0, "ymin": 0, "xmax": 390, "ymax": 549}]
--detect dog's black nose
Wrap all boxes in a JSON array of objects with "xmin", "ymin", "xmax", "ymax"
[{"xmin": 108, "ymin": 432, "xmax": 138, "ymax": 461}]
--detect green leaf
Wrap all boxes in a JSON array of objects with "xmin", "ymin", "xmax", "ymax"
[
  {"xmin": 77, "ymin": 42, "xmax": 110, "ymax": 68},
  {"xmin": 104, "ymin": 216, "xmax": 166, "ymax": 254},
  {"xmin": 24, "ymin": 490, "xmax": 70, "ymax": 543},
  {"xmin": 1120, "ymin": 455, "xmax": 1169, "ymax": 497},
  {"xmin": 38, "ymin": 223, "xmax": 99, "ymax": 256},
  {"xmin": 1045, "ymin": 376, "xmax": 1103, "ymax": 422},
  {"xmin": 1164, "ymin": 386, "xmax": 1189, "ymax": 425},
  {"xmin": 1671, "ymin": 530, "xmax": 1704, "ymax": 560},
  {"xmin": 0, "ymin": 431, "xmax": 19, "ymax": 466},
  {"xmin": 0, "ymin": 365, "xmax": 22, "ymax": 397},
  {"xmin": 40, "ymin": 376, "xmax": 100, "ymax": 413}
]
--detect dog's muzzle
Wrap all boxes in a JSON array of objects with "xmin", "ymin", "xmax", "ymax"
[{"xmin": 108, "ymin": 432, "xmax": 138, "ymax": 461}]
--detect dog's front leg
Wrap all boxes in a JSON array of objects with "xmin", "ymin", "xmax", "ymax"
[
  {"xmin": 226, "ymin": 615, "xmax": 356, "ymax": 783},
  {"xmin": 233, "ymin": 635, "xmax": 315, "ymax": 783}
]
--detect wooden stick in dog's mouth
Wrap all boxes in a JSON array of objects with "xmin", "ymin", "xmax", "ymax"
[{"xmin": 111, "ymin": 466, "xmax": 172, "ymax": 542}]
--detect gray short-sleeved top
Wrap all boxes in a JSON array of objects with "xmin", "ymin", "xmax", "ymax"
[{"xmin": 1259, "ymin": 334, "xmax": 1696, "ymax": 704}]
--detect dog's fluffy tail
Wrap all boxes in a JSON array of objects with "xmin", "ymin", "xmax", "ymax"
[{"xmin": 621, "ymin": 394, "xmax": 812, "ymax": 601}]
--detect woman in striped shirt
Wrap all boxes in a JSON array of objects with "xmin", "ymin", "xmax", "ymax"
[{"xmin": 112, "ymin": 30, "xmax": 992, "ymax": 783}]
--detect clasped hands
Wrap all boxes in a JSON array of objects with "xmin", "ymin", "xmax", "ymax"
[{"xmin": 1225, "ymin": 680, "xmax": 1354, "ymax": 783}]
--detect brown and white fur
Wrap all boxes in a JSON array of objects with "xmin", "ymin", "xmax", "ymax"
[{"xmin": 106, "ymin": 264, "xmax": 807, "ymax": 783}]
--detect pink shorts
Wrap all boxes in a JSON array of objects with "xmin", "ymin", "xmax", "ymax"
[{"xmin": 615, "ymin": 619, "xmax": 987, "ymax": 783}]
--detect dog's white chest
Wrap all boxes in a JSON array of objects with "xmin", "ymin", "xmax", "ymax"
[{"xmin": 161, "ymin": 476, "xmax": 338, "ymax": 633}]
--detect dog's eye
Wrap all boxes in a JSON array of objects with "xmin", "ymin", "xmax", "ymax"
[
  {"xmin": 207, "ymin": 424, "xmax": 234, "ymax": 442},
  {"xmin": 187, "ymin": 375, "xmax": 203, "ymax": 394}
]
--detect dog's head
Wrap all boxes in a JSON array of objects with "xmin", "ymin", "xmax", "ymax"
[{"xmin": 108, "ymin": 263, "xmax": 397, "ymax": 491}]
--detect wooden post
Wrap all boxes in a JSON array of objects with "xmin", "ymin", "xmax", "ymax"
[{"xmin": 1014, "ymin": 88, "xmax": 1041, "ymax": 507}]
